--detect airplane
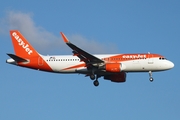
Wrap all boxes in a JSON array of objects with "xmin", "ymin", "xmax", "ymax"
[{"xmin": 6, "ymin": 30, "xmax": 174, "ymax": 86}]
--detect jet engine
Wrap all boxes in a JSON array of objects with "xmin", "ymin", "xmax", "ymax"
[
  {"xmin": 104, "ymin": 72, "xmax": 126, "ymax": 82},
  {"xmin": 105, "ymin": 63, "xmax": 126, "ymax": 72}
]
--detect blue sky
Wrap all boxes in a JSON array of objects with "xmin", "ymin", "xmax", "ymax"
[{"xmin": 0, "ymin": 0, "xmax": 180, "ymax": 120}]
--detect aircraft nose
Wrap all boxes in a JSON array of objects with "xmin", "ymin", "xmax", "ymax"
[{"xmin": 167, "ymin": 61, "xmax": 174, "ymax": 69}]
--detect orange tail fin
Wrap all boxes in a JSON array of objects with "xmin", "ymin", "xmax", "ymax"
[{"xmin": 10, "ymin": 30, "xmax": 39, "ymax": 58}]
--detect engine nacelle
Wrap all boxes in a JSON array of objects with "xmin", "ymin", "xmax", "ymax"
[
  {"xmin": 105, "ymin": 63, "xmax": 121, "ymax": 72},
  {"xmin": 104, "ymin": 72, "xmax": 126, "ymax": 82},
  {"xmin": 105, "ymin": 63, "xmax": 125, "ymax": 72}
]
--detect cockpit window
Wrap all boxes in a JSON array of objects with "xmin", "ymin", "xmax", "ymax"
[{"xmin": 159, "ymin": 57, "xmax": 166, "ymax": 60}]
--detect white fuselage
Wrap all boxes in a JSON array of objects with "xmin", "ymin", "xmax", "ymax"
[{"xmin": 40, "ymin": 54, "xmax": 174, "ymax": 74}]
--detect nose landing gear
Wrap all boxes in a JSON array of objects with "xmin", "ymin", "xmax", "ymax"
[{"xmin": 149, "ymin": 71, "xmax": 154, "ymax": 82}]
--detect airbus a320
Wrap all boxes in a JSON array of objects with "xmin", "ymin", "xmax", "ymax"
[{"xmin": 6, "ymin": 30, "xmax": 174, "ymax": 86}]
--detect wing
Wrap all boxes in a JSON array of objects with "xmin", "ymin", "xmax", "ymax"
[{"xmin": 60, "ymin": 32, "xmax": 104, "ymax": 65}]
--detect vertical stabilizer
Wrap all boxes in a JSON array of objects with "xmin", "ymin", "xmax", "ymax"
[
  {"xmin": 8, "ymin": 30, "xmax": 53, "ymax": 72},
  {"xmin": 10, "ymin": 30, "xmax": 39, "ymax": 58}
]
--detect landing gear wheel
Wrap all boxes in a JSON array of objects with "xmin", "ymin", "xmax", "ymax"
[
  {"xmin": 93, "ymin": 80, "xmax": 99, "ymax": 86},
  {"xmin": 90, "ymin": 74, "xmax": 95, "ymax": 80},
  {"xmin": 149, "ymin": 71, "xmax": 154, "ymax": 82},
  {"xmin": 149, "ymin": 77, "xmax": 154, "ymax": 82}
]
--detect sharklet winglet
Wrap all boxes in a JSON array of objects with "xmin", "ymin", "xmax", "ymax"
[{"xmin": 60, "ymin": 32, "xmax": 69, "ymax": 43}]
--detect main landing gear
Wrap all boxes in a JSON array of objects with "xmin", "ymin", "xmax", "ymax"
[
  {"xmin": 90, "ymin": 74, "xmax": 100, "ymax": 87},
  {"xmin": 149, "ymin": 71, "xmax": 154, "ymax": 82},
  {"xmin": 90, "ymin": 74, "xmax": 95, "ymax": 80},
  {"xmin": 93, "ymin": 80, "xmax": 99, "ymax": 86}
]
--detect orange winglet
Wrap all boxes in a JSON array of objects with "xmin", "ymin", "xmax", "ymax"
[{"xmin": 60, "ymin": 32, "xmax": 69, "ymax": 43}]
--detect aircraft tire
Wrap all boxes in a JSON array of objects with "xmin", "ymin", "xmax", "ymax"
[
  {"xmin": 90, "ymin": 74, "xmax": 95, "ymax": 80},
  {"xmin": 93, "ymin": 80, "xmax": 99, "ymax": 86},
  {"xmin": 149, "ymin": 77, "xmax": 154, "ymax": 82}
]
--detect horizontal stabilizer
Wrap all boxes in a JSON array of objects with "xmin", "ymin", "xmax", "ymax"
[{"xmin": 7, "ymin": 53, "xmax": 28, "ymax": 62}]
